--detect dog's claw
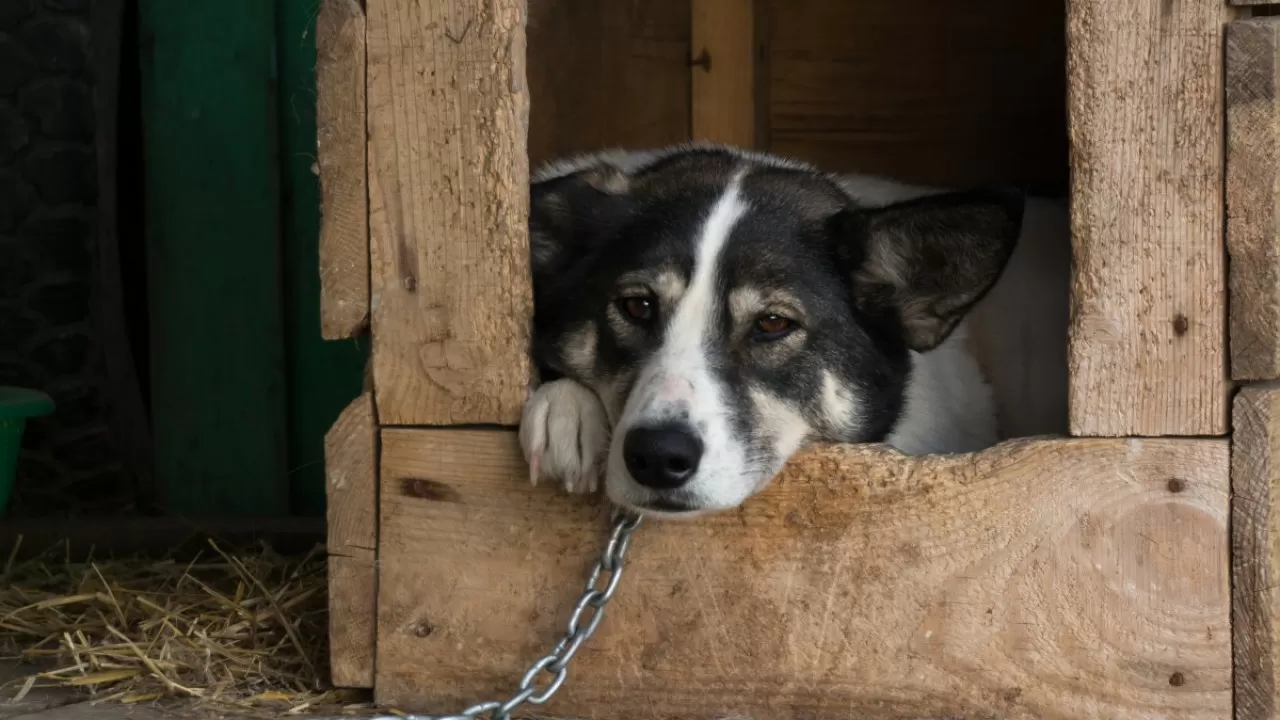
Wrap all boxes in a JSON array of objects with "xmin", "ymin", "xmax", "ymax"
[{"xmin": 518, "ymin": 379, "xmax": 610, "ymax": 496}]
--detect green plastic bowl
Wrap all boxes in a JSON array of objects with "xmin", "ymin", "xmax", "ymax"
[{"xmin": 0, "ymin": 387, "xmax": 54, "ymax": 514}]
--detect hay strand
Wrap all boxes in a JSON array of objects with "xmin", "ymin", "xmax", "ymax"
[{"xmin": 0, "ymin": 536, "xmax": 343, "ymax": 715}]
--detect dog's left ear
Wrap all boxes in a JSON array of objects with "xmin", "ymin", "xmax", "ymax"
[{"xmin": 832, "ymin": 189, "xmax": 1024, "ymax": 352}]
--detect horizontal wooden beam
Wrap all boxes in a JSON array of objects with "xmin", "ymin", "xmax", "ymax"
[
  {"xmin": 691, "ymin": 0, "xmax": 760, "ymax": 147},
  {"xmin": 375, "ymin": 429, "xmax": 1230, "ymax": 719},
  {"xmin": 365, "ymin": 0, "xmax": 533, "ymax": 426}
]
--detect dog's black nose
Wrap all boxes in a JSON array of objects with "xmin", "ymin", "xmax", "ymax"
[{"xmin": 623, "ymin": 425, "xmax": 703, "ymax": 490}]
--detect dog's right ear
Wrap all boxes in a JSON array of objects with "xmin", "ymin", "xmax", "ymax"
[{"xmin": 529, "ymin": 164, "xmax": 634, "ymax": 280}]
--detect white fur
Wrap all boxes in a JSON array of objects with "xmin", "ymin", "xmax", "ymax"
[
  {"xmin": 886, "ymin": 321, "xmax": 998, "ymax": 454},
  {"xmin": 607, "ymin": 171, "xmax": 756, "ymax": 512},
  {"xmin": 520, "ymin": 380, "xmax": 610, "ymax": 494}
]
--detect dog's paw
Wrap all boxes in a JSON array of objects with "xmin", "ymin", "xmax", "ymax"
[{"xmin": 519, "ymin": 379, "xmax": 610, "ymax": 494}]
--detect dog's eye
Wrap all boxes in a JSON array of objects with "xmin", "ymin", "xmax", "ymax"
[
  {"xmin": 753, "ymin": 314, "xmax": 796, "ymax": 340},
  {"xmin": 617, "ymin": 296, "xmax": 657, "ymax": 324}
]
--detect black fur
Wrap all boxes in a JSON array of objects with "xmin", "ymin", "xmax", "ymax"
[{"xmin": 529, "ymin": 147, "xmax": 1022, "ymax": 457}]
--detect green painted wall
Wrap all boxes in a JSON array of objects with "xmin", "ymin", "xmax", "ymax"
[{"xmin": 139, "ymin": 0, "xmax": 366, "ymax": 518}]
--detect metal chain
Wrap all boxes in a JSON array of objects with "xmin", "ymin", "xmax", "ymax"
[{"xmin": 370, "ymin": 509, "xmax": 643, "ymax": 720}]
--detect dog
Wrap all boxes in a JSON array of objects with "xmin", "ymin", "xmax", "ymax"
[{"xmin": 519, "ymin": 144, "xmax": 1069, "ymax": 517}]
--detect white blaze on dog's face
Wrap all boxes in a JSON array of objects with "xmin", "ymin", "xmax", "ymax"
[{"xmin": 528, "ymin": 146, "xmax": 1022, "ymax": 516}]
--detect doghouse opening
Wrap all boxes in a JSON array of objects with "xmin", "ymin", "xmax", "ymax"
[{"xmin": 526, "ymin": 0, "xmax": 1071, "ymax": 445}]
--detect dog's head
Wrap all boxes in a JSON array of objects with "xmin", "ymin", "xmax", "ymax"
[{"xmin": 530, "ymin": 146, "xmax": 1022, "ymax": 516}]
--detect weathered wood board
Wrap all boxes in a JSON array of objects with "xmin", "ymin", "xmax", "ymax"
[
  {"xmin": 316, "ymin": 0, "xmax": 369, "ymax": 340},
  {"xmin": 325, "ymin": 393, "xmax": 377, "ymax": 688},
  {"xmin": 1228, "ymin": 18, "xmax": 1280, "ymax": 381},
  {"xmin": 527, "ymin": 0, "xmax": 691, "ymax": 169},
  {"xmin": 375, "ymin": 430, "xmax": 1230, "ymax": 719},
  {"xmin": 691, "ymin": 0, "xmax": 760, "ymax": 147},
  {"xmin": 365, "ymin": 0, "xmax": 533, "ymax": 426},
  {"xmin": 1233, "ymin": 383, "xmax": 1280, "ymax": 720},
  {"xmin": 1065, "ymin": 0, "xmax": 1230, "ymax": 435}
]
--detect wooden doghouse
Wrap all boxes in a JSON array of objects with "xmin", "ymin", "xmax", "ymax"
[{"xmin": 316, "ymin": 0, "xmax": 1278, "ymax": 717}]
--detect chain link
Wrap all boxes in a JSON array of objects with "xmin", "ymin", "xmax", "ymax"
[{"xmin": 370, "ymin": 509, "xmax": 643, "ymax": 720}]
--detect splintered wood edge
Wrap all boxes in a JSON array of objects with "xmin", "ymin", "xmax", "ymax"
[
  {"xmin": 317, "ymin": 0, "xmax": 370, "ymax": 340},
  {"xmin": 375, "ymin": 430, "xmax": 1231, "ymax": 719},
  {"xmin": 1227, "ymin": 18, "xmax": 1280, "ymax": 380},
  {"xmin": 1233, "ymin": 384, "xmax": 1280, "ymax": 720},
  {"xmin": 325, "ymin": 392, "xmax": 377, "ymax": 688}
]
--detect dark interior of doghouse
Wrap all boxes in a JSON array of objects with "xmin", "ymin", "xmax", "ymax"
[
  {"xmin": 527, "ymin": 1, "xmax": 1067, "ymax": 190},
  {"xmin": 526, "ymin": 0, "xmax": 1071, "ymax": 442}
]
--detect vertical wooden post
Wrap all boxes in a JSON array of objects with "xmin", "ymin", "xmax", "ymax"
[
  {"xmin": 691, "ymin": 0, "xmax": 763, "ymax": 148},
  {"xmin": 325, "ymin": 393, "xmax": 378, "ymax": 688},
  {"xmin": 365, "ymin": 0, "xmax": 532, "ymax": 427},
  {"xmin": 1227, "ymin": 18, "xmax": 1280, "ymax": 381},
  {"xmin": 1065, "ymin": 0, "xmax": 1230, "ymax": 435},
  {"xmin": 1233, "ymin": 383, "xmax": 1280, "ymax": 720},
  {"xmin": 317, "ymin": 0, "xmax": 370, "ymax": 341}
]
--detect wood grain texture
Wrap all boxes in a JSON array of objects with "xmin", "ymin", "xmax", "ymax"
[
  {"xmin": 1228, "ymin": 19, "xmax": 1280, "ymax": 381},
  {"xmin": 325, "ymin": 393, "xmax": 377, "ymax": 688},
  {"xmin": 326, "ymin": 393, "xmax": 377, "ymax": 554},
  {"xmin": 691, "ymin": 0, "xmax": 758, "ymax": 147},
  {"xmin": 527, "ymin": 0, "xmax": 691, "ymax": 169},
  {"xmin": 1065, "ymin": 0, "xmax": 1230, "ymax": 436},
  {"xmin": 376, "ymin": 430, "xmax": 1230, "ymax": 719},
  {"xmin": 316, "ymin": 0, "xmax": 369, "ymax": 340},
  {"xmin": 366, "ymin": 0, "xmax": 532, "ymax": 426},
  {"xmin": 1233, "ymin": 383, "xmax": 1280, "ymax": 720},
  {"xmin": 766, "ymin": 0, "xmax": 1067, "ymax": 190},
  {"xmin": 329, "ymin": 551, "xmax": 376, "ymax": 689}
]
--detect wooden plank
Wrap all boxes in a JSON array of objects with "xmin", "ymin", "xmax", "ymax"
[
  {"xmin": 691, "ymin": 0, "xmax": 758, "ymax": 147},
  {"xmin": 1065, "ymin": 0, "xmax": 1230, "ymax": 436},
  {"xmin": 1233, "ymin": 383, "xmax": 1280, "ymax": 720},
  {"xmin": 527, "ymin": 0, "xmax": 691, "ymax": 170},
  {"xmin": 284, "ymin": 0, "xmax": 369, "ymax": 516},
  {"xmin": 376, "ymin": 430, "xmax": 1230, "ymax": 719},
  {"xmin": 325, "ymin": 393, "xmax": 377, "ymax": 688},
  {"xmin": 316, "ymin": 0, "xmax": 370, "ymax": 341},
  {"xmin": 1228, "ymin": 19, "xmax": 1280, "ymax": 381},
  {"xmin": 766, "ymin": 0, "xmax": 1067, "ymax": 191},
  {"xmin": 138, "ymin": 0, "xmax": 289, "ymax": 515},
  {"xmin": 366, "ymin": 0, "xmax": 533, "ymax": 426}
]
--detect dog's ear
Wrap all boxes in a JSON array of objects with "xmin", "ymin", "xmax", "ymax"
[
  {"xmin": 831, "ymin": 189, "xmax": 1024, "ymax": 352},
  {"xmin": 530, "ymin": 164, "xmax": 634, "ymax": 281}
]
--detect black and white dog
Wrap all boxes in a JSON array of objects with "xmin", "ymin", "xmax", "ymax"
[{"xmin": 520, "ymin": 144, "xmax": 1068, "ymax": 517}]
